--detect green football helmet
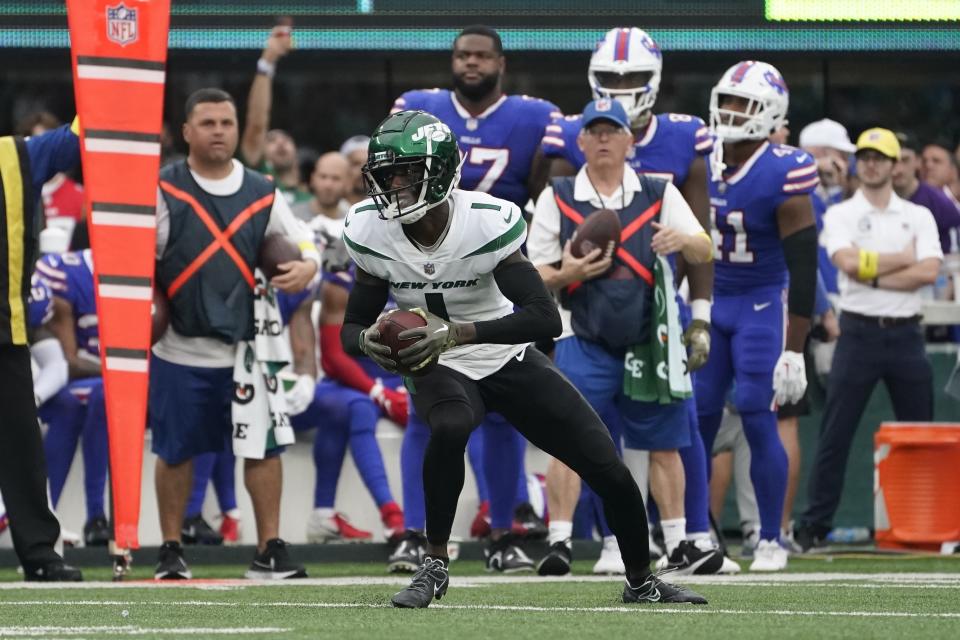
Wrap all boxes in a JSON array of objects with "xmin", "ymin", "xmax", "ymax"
[{"xmin": 362, "ymin": 110, "xmax": 462, "ymax": 224}]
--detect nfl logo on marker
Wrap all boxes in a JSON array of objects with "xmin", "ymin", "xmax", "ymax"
[
  {"xmin": 106, "ymin": 3, "xmax": 139, "ymax": 47},
  {"xmin": 423, "ymin": 263, "xmax": 435, "ymax": 275}
]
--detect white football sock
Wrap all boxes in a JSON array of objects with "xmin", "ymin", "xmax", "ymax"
[
  {"xmin": 661, "ymin": 518, "xmax": 686, "ymax": 555},
  {"xmin": 315, "ymin": 507, "xmax": 335, "ymax": 520},
  {"xmin": 548, "ymin": 520, "xmax": 573, "ymax": 547}
]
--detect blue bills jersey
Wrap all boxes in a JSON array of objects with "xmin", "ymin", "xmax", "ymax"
[
  {"xmin": 27, "ymin": 272, "xmax": 54, "ymax": 330},
  {"xmin": 541, "ymin": 112, "xmax": 713, "ymax": 186},
  {"xmin": 391, "ymin": 89, "xmax": 561, "ymax": 209},
  {"xmin": 36, "ymin": 249, "xmax": 99, "ymax": 358},
  {"xmin": 276, "ymin": 280, "xmax": 319, "ymax": 328},
  {"xmin": 708, "ymin": 142, "xmax": 819, "ymax": 295}
]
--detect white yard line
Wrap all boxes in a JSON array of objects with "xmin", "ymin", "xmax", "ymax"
[
  {"xmin": 0, "ymin": 601, "xmax": 958, "ymax": 620},
  {"xmin": 0, "ymin": 626, "xmax": 288, "ymax": 636},
  {"xmin": 1, "ymin": 572, "xmax": 958, "ymax": 589}
]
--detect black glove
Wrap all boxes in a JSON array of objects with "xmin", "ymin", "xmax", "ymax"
[
  {"xmin": 396, "ymin": 308, "xmax": 462, "ymax": 371},
  {"xmin": 682, "ymin": 319, "xmax": 711, "ymax": 373},
  {"xmin": 360, "ymin": 322, "xmax": 398, "ymax": 373}
]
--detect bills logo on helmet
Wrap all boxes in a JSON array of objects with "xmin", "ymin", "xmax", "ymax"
[
  {"xmin": 763, "ymin": 71, "xmax": 788, "ymax": 95},
  {"xmin": 411, "ymin": 122, "xmax": 452, "ymax": 143},
  {"xmin": 106, "ymin": 3, "xmax": 138, "ymax": 46},
  {"xmin": 639, "ymin": 33, "xmax": 662, "ymax": 59}
]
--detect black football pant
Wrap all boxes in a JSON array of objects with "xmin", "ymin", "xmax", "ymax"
[
  {"xmin": 0, "ymin": 345, "xmax": 62, "ymax": 568},
  {"xmin": 409, "ymin": 347, "xmax": 651, "ymax": 579}
]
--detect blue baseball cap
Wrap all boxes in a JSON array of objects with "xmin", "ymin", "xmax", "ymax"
[{"xmin": 581, "ymin": 98, "xmax": 631, "ymax": 132}]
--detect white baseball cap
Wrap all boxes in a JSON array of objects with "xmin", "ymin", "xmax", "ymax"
[{"xmin": 798, "ymin": 118, "xmax": 856, "ymax": 153}]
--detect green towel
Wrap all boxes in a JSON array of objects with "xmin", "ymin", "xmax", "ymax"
[{"xmin": 623, "ymin": 256, "xmax": 693, "ymax": 404}]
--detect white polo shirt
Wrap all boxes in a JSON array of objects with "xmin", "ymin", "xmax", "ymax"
[
  {"xmin": 528, "ymin": 163, "xmax": 704, "ymax": 337},
  {"xmin": 820, "ymin": 189, "xmax": 943, "ymax": 317}
]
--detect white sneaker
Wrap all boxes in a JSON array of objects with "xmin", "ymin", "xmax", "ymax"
[
  {"xmin": 305, "ymin": 511, "xmax": 372, "ymax": 543},
  {"xmin": 592, "ymin": 536, "xmax": 625, "ymax": 575},
  {"xmin": 749, "ymin": 539, "xmax": 788, "ymax": 572}
]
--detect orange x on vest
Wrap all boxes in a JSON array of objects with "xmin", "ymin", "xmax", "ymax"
[
  {"xmin": 159, "ymin": 180, "xmax": 274, "ymax": 298},
  {"xmin": 554, "ymin": 193, "xmax": 662, "ymax": 287}
]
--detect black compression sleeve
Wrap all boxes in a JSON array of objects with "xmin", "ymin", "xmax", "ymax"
[
  {"xmin": 341, "ymin": 280, "xmax": 390, "ymax": 356},
  {"xmin": 473, "ymin": 259, "xmax": 562, "ymax": 344},
  {"xmin": 782, "ymin": 225, "xmax": 818, "ymax": 319}
]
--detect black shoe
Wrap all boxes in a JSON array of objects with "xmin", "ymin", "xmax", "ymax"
[
  {"xmin": 793, "ymin": 522, "xmax": 829, "ymax": 553},
  {"xmin": 657, "ymin": 540, "xmax": 724, "ymax": 576},
  {"xmin": 536, "ymin": 541, "xmax": 572, "ymax": 576},
  {"xmin": 155, "ymin": 541, "xmax": 192, "ymax": 580},
  {"xmin": 245, "ymin": 538, "xmax": 307, "ymax": 580},
  {"xmin": 623, "ymin": 573, "xmax": 708, "ymax": 605},
  {"xmin": 485, "ymin": 533, "xmax": 534, "ymax": 573},
  {"xmin": 181, "ymin": 515, "xmax": 224, "ymax": 545},
  {"xmin": 391, "ymin": 556, "xmax": 449, "ymax": 608},
  {"xmin": 83, "ymin": 516, "xmax": 111, "ymax": 547},
  {"xmin": 24, "ymin": 560, "xmax": 83, "ymax": 582},
  {"xmin": 387, "ymin": 530, "xmax": 426, "ymax": 574},
  {"xmin": 512, "ymin": 502, "xmax": 548, "ymax": 540}
]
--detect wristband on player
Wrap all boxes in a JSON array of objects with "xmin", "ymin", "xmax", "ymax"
[
  {"xmin": 690, "ymin": 298, "xmax": 712, "ymax": 324},
  {"xmin": 857, "ymin": 249, "xmax": 878, "ymax": 281},
  {"xmin": 256, "ymin": 58, "xmax": 276, "ymax": 78}
]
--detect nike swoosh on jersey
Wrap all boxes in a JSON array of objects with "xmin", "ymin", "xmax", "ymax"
[
  {"xmin": 753, "ymin": 302, "xmax": 772, "ymax": 311},
  {"xmin": 503, "ymin": 209, "xmax": 514, "ymax": 224}
]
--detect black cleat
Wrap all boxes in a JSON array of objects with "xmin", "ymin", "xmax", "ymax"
[
  {"xmin": 181, "ymin": 514, "xmax": 224, "ymax": 545},
  {"xmin": 388, "ymin": 530, "xmax": 426, "ymax": 574},
  {"xmin": 245, "ymin": 538, "xmax": 307, "ymax": 580},
  {"xmin": 512, "ymin": 502, "xmax": 548, "ymax": 539},
  {"xmin": 485, "ymin": 533, "xmax": 534, "ymax": 573},
  {"xmin": 536, "ymin": 540, "xmax": 572, "ymax": 576},
  {"xmin": 83, "ymin": 516, "xmax": 111, "ymax": 547},
  {"xmin": 655, "ymin": 540, "xmax": 724, "ymax": 576},
  {"xmin": 623, "ymin": 573, "xmax": 708, "ymax": 605},
  {"xmin": 24, "ymin": 560, "xmax": 83, "ymax": 582},
  {"xmin": 155, "ymin": 541, "xmax": 192, "ymax": 580},
  {"xmin": 391, "ymin": 556, "xmax": 449, "ymax": 608},
  {"xmin": 793, "ymin": 522, "xmax": 829, "ymax": 553}
]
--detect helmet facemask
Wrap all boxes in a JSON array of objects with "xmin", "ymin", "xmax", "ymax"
[
  {"xmin": 363, "ymin": 150, "xmax": 461, "ymax": 225},
  {"xmin": 709, "ymin": 89, "xmax": 785, "ymax": 143},
  {"xmin": 589, "ymin": 68, "xmax": 659, "ymax": 125}
]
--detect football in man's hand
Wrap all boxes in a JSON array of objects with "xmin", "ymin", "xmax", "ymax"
[
  {"xmin": 258, "ymin": 235, "xmax": 301, "ymax": 280},
  {"xmin": 151, "ymin": 286, "xmax": 169, "ymax": 345},
  {"xmin": 376, "ymin": 309, "xmax": 436, "ymax": 377},
  {"xmin": 571, "ymin": 208, "xmax": 621, "ymax": 260}
]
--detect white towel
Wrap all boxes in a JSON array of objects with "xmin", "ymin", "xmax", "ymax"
[{"xmin": 232, "ymin": 272, "xmax": 296, "ymax": 459}]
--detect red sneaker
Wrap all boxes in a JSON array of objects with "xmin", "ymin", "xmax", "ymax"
[
  {"xmin": 307, "ymin": 511, "xmax": 373, "ymax": 543},
  {"xmin": 470, "ymin": 500, "xmax": 491, "ymax": 539},
  {"xmin": 380, "ymin": 502, "xmax": 405, "ymax": 543},
  {"xmin": 219, "ymin": 513, "xmax": 241, "ymax": 545}
]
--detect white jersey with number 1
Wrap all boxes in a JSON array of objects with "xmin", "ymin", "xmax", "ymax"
[{"xmin": 343, "ymin": 189, "xmax": 527, "ymax": 380}]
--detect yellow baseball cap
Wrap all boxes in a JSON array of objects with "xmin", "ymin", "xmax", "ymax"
[{"xmin": 856, "ymin": 128, "xmax": 900, "ymax": 160}]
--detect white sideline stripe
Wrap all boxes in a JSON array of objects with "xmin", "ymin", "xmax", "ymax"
[
  {"xmin": 91, "ymin": 211, "xmax": 157, "ymax": 228},
  {"xmin": 0, "ymin": 626, "xmax": 288, "ymax": 636},
  {"xmin": 2, "ymin": 572, "xmax": 960, "ymax": 590},
  {"xmin": 3, "ymin": 601, "xmax": 960, "ymax": 619},
  {"xmin": 85, "ymin": 139, "xmax": 160, "ymax": 156},
  {"xmin": 77, "ymin": 65, "xmax": 165, "ymax": 84}
]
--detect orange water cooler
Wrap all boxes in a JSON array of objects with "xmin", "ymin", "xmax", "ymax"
[{"xmin": 874, "ymin": 423, "xmax": 960, "ymax": 551}]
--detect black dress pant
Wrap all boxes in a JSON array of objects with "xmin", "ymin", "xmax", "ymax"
[
  {"xmin": 803, "ymin": 314, "xmax": 933, "ymax": 530},
  {"xmin": 0, "ymin": 344, "xmax": 62, "ymax": 568}
]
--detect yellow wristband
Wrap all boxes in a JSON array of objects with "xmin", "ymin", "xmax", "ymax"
[{"xmin": 858, "ymin": 249, "xmax": 879, "ymax": 281}]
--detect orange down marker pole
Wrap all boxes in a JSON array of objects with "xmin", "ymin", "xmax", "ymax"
[{"xmin": 67, "ymin": 0, "xmax": 170, "ymax": 551}]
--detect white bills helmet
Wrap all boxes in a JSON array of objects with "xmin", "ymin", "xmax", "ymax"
[
  {"xmin": 588, "ymin": 27, "xmax": 663, "ymax": 124},
  {"xmin": 709, "ymin": 60, "xmax": 789, "ymax": 142}
]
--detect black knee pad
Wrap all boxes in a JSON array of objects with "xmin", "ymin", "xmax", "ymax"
[{"xmin": 426, "ymin": 400, "xmax": 476, "ymax": 450}]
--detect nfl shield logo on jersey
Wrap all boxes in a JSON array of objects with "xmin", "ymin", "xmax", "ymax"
[
  {"xmin": 106, "ymin": 3, "xmax": 138, "ymax": 47},
  {"xmin": 423, "ymin": 262, "xmax": 436, "ymax": 275}
]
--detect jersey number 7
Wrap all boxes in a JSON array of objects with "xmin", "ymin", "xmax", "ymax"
[{"xmin": 468, "ymin": 147, "xmax": 510, "ymax": 193}]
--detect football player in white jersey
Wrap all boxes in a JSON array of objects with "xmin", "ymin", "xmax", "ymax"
[{"xmin": 339, "ymin": 110, "xmax": 706, "ymax": 608}]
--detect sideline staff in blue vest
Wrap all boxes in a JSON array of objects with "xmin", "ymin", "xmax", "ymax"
[
  {"xmin": 527, "ymin": 98, "xmax": 713, "ymax": 574},
  {"xmin": 0, "ymin": 121, "xmax": 82, "ymax": 581}
]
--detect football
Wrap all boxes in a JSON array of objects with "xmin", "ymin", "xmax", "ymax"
[
  {"xmin": 258, "ymin": 235, "xmax": 301, "ymax": 280},
  {"xmin": 571, "ymin": 208, "xmax": 621, "ymax": 260},
  {"xmin": 376, "ymin": 309, "xmax": 436, "ymax": 376},
  {"xmin": 151, "ymin": 286, "xmax": 169, "ymax": 345}
]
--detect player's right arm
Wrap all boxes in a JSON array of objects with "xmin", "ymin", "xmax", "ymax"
[
  {"xmin": 340, "ymin": 266, "xmax": 395, "ymax": 371},
  {"xmin": 49, "ymin": 296, "xmax": 100, "ymax": 379},
  {"xmin": 239, "ymin": 26, "xmax": 292, "ymax": 167}
]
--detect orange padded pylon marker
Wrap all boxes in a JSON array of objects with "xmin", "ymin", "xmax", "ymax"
[{"xmin": 67, "ymin": 0, "xmax": 171, "ymax": 550}]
